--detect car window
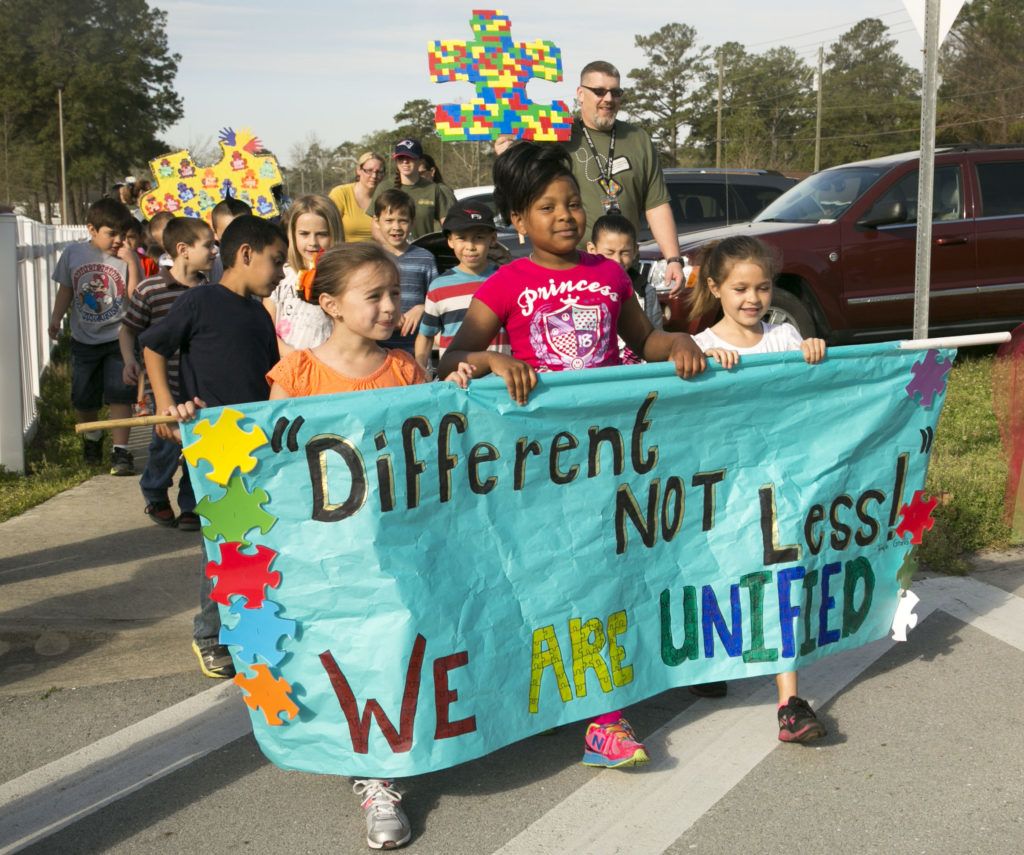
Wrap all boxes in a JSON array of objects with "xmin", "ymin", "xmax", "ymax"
[
  {"xmin": 756, "ymin": 166, "xmax": 886, "ymax": 223},
  {"xmin": 872, "ymin": 166, "xmax": 963, "ymax": 223},
  {"xmin": 667, "ymin": 183, "xmax": 741, "ymax": 228},
  {"xmin": 976, "ymin": 162, "xmax": 1024, "ymax": 217},
  {"xmin": 733, "ymin": 185, "xmax": 786, "ymax": 219}
]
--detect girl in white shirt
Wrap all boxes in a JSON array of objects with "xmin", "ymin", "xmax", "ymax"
[
  {"xmin": 689, "ymin": 235, "xmax": 830, "ymax": 743},
  {"xmin": 264, "ymin": 194, "xmax": 344, "ymax": 355}
]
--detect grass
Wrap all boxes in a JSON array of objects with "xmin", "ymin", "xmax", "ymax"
[
  {"xmin": 919, "ymin": 349, "xmax": 1014, "ymax": 573},
  {"xmin": 0, "ymin": 337, "xmax": 105, "ymax": 522}
]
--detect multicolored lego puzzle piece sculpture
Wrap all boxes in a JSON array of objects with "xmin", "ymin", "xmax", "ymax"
[
  {"xmin": 429, "ymin": 9, "xmax": 573, "ymax": 142},
  {"xmin": 138, "ymin": 128, "xmax": 283, "ymax": 224}
]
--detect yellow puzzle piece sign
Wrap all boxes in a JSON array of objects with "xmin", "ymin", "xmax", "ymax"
[{"xmin": 138, "ymin": 127, "xmax": 284, "ymax": 224}]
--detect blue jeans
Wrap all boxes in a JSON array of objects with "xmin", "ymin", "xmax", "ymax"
[
  {"xmin": 193, "ymin": 554, "xmax": 221, "ymax": 644},
  {"xmin": 139, "ymin": 429, "xmax": 195, "ymax": 511}
]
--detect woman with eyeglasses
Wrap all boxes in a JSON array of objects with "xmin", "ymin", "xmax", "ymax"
[{"xmin": 329, "ymin": 151, "xmax": 387, "ymax": 243}]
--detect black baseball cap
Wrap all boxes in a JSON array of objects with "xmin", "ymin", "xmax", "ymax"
[{"xmin": 443, "ymin": 200, "xmax": 497, "ymax": 233}]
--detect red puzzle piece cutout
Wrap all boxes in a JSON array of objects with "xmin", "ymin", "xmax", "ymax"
[
  {"xmin": 234, "ymin": 663, "xmax": 299, "ymax": 725},
  {"xmin": 206, "ymin": 543, "xmax": 281, "ymax": 609},
  {"xmin": 895, "ymin": 490, "xmax": 938, "ymax": 544}
]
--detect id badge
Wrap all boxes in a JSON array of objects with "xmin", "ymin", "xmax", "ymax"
[{"xmin": 601, "ymin": 194, "xmax": 622, "ymax": 214}]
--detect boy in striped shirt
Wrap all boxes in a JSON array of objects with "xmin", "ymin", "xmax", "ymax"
[
  {"xmin": 119, "ymin": 217, "xmax": 215, "ymax": 529},
  {"xmin": 415, "ymin": 201, "xmax": 509, "ymax": 373}
]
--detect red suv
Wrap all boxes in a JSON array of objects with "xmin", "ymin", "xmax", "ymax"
[{"xmin": 642, "ymin": 145, "xmax": 1024, "ymax": 340}]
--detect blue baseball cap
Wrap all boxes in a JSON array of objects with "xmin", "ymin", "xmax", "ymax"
[{"xmin": 392, "ymin": 138, "xmax": 424, "ymax": 159}]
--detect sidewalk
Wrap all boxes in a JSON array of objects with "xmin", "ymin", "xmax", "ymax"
[
  {"xmin": 0, "ymin": 459, "xmax": 211, "ymax": 780},
  {"xmin": 2, "ymin": 470, "xmax": 1023, "ymax": 854}
]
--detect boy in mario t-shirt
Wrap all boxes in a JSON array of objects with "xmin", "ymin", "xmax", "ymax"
[{"xmin": 49, "ymin": 197, "xmax": 140, "ymax": 473}]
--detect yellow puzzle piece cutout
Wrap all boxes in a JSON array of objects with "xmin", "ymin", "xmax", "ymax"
[
  {"xmin": 182, "ymin": 408, "xmax": 268, "ymax": 487},
  {"xmin": 138, "ymin": 127, "xmax": 283, "ymax": 224}
]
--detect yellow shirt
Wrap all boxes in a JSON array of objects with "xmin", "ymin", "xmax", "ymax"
[{"xmin": 328, "ymin": 182, "xmax": 374, "ymax": 243}]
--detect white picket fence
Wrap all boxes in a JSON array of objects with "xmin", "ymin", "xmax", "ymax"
[{"xmin": 0, "ymin": 212, "xmax": 89, "ymax": 473}]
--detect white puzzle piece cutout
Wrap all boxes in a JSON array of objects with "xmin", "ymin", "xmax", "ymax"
[{"xmin": 891, "ymin": 589, "xmax": 921, "ymax": 642}]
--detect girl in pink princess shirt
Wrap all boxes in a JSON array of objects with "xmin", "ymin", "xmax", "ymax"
[{"xmin": 439, "ymin": 141, "xmax": 707, "ymax": 768}]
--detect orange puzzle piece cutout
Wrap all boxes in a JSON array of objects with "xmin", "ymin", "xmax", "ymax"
[{"xmin": 234, "ymin": 664, "xmax": 299, "ymax": 726}]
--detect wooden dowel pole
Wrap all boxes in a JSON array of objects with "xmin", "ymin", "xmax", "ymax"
[{"xmin": 75, "ymin": 415, "xmax": 179, "ymax": 433}]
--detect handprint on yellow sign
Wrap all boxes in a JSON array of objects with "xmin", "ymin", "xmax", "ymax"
[{"xmin": 139, "ymin": 128, "xmax": 284, "ymax": 224}]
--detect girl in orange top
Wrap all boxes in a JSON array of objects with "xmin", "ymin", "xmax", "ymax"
[
  {"xmin": 268, "ymin": 242, "xmax": 472, "ymax": 398},
  {"xmin": 266, "ymin": 241, "xmax": 470, "ymax": 849}
]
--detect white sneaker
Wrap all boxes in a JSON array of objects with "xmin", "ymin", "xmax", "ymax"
[{"xmin": 352, "ymin": 779, "xmax": 411, "ymax": 850}]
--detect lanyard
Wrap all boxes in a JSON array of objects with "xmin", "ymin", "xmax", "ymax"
[{"xmin": 581, "ymin": 122, "xmax": 617, "ymax": 195}]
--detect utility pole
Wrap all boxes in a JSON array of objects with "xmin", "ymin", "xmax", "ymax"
[
  {"xmin": 715, "ymin": 52, "xmax": 724, "ymax": 168},
  {"xmin": 814, "ymin": 48, "xmax": 823, "ymax": 173}
]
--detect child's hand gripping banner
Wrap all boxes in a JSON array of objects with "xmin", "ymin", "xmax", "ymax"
[{"xmin": 181, "ymin": 344, "xmax": 953, "ymax": 778}]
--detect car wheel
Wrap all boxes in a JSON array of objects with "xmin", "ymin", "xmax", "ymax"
[{"xmin": 765, "ymin": 289, "xmax": 816, "ymax": 338}]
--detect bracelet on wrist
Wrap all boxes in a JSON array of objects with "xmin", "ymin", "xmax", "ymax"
[{"xmin": 665, "ymin": 256, "xmax": 682, "ymax": 265}]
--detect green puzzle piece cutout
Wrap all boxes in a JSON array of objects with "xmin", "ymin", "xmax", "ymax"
[
  {"xmin": 897, "ymin": 550, "xmax": 918, "ymax": 591},
  {"xmin": 196, "ymin": 474, "xmax": 277, "ymax": 545}
]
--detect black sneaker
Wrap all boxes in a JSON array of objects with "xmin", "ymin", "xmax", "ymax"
[
  {"xmin": 689, "ymin": 681, "xmax": 728, "ymax": 698},
  {"xmin": 778, "ymin": 696, "xmax": 826, "ymax": 743},
  {"xmin": 110, "ymin": 447, "xmax": 135, "ymax": 476},
  {"xmin": 144, "ymin": 501, "xmax": 177, "ymax": 528},
  {"xmin": 83, "ymin": 438, "xmax": 103, "ymax": 465},
  {"xmin": 191, "ymin": 640, "xmax": 235, "ymax": 679},
  {"xmin": 176, "ymin": 511, "xmax": 201, "ymax": 531}
]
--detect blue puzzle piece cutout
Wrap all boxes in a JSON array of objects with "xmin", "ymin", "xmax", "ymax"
[{"xmin": 220, "ymin": 597, "xmax": 296, "ymax": 667}]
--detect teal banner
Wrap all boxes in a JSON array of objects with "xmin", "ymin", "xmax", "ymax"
[{"xmin": 181, "ymin": 343, "xmax": 952, "ymax": 778}]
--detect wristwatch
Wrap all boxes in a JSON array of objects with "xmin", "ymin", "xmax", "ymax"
[{"xmin": 665, "ymin": 256, "xmax": 683, "ymax": 264}]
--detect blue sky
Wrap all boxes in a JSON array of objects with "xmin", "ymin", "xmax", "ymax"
[{"xmin": 159, "ymin": 1, "xmax": 928, "ymax": 167}]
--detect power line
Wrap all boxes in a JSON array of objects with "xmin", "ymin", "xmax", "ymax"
[
  {"xmin": 769, "ymin": 110, "xmax": 1024, "ymax": 143},
  {"xmin": 692, "ymin": 23, "xmax": 919, "ymax": 100},
  {"xmin": 782, "ymin": 24, "xmax": 917, "ymax": 58},
  {"xmin": 741, "ymin": 8, "xmax": 909, "ymax": 50},
  {"xmin": 715, "ymin": 78, "xmax": 1024, "ymax": 116}
]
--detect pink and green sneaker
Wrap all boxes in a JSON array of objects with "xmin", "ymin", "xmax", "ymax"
[{"xmin": 581, "ymin": 718, "xmax": 650, "ymax": 768}]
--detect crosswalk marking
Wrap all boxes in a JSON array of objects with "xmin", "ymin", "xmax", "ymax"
[
  {"xmin": 0, "ymin": 576, "xmax": 1020, "ymax": 854},
  {"xmin": 0, "ymin": 681, "xmax": 248, "ymax": 854},
  {"xmin": 492, "ymin": 575, "xmax": 1021, "ymax": 854}
]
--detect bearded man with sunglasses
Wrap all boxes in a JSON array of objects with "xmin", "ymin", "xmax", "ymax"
[{"xmin": 566, "ymin": 60, "xmax": 685, "ymax": 293}]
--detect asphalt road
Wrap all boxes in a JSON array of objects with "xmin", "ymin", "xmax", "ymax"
[{"xmin": 2, "ymin": 474, "xmax": 1023, "ymax": 854}]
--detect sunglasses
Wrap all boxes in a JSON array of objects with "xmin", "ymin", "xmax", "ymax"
[{"xmin": 580, "ymin": 84, "xmax": 624, "ymax": 99}]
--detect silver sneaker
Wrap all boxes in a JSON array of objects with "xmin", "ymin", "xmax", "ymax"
[{"xmin": 352, "ymin": 779, "xmax": 411, "ymax": 850}]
